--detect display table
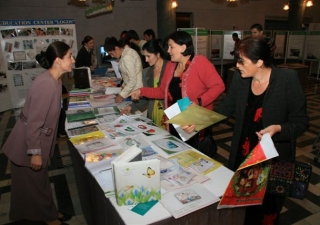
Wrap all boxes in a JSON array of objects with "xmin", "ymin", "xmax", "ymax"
[{"xmin": 69, "ymin": 139, "xmax": 246, "ymax": 225}]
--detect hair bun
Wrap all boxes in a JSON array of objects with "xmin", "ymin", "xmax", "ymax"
[{"xmin": 36, "ymin": 51, "xmax": 50, "ymax": 69}]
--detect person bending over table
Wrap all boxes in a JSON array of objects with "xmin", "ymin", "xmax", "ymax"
[
  {"xmin": 121, "ymin": 39, "xmax": 169, "ymax": 129},
  {"xmin": 104, "ymin": 36, "xmax": 143, "ymax": 103}
]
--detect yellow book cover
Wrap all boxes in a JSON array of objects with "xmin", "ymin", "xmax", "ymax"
[
  {"xmin": 69, "ymin": 130, "xmax": 105, "ymax": 145},
  {"xmin": 169, "ymin": 150, "xmax": 222, "ymax": 175}
]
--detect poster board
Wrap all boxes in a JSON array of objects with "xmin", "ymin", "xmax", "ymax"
[
  {"xmin": 222, "ymin": 30, "xmax": 241, "ymax": 60},
  {"xmin": 0, "ymin": 19, "xmax": 78, "ymax": 112},
  {"xmin": 273, "ymin": 31, "xmax": 288, "ymax": 59},
  {"xmin": 285, "ymin": 31, "xmax": 306, "ymax": 60},
  {"xmin": 209, "ymin": 30, "xmax": 223, "ymax": 61},
  {"xmin": 303, "ymin": 31, "xmax": 320, "ymax": 61},
  {"xmin": 177, "ymin": 28, "xmax": 209, "ymax": 59}
]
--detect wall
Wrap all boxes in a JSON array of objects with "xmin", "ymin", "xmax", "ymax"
[{"xmin": 1, "ymin": 0, "xmax": 320, "ymax": 52}]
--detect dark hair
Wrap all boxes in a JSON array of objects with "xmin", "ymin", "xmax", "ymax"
[
  {"xmin": 232, "ymin": 33, "xmax": 238, "ymax": 38},
  {"xmin": 104, "ymin": 37, "xmax": 124, "ymax": 52},
  {"xmin": 143, "ymin": 29, "xmax": 156, "ymax": 39},
  {"xmin": 120, "ymin": 30, "xmax": 127, "ymax": 39},
  {"xmin": 36, "ymin": 41, "xmax": 70, "ymax": 69},
  {"xmin": 82, "ymin": 35, "xmax": 93, "ymax": 46},
  {"xmin": 126, "ymin": 30, "xmax": 140, "ymax": 41},
  {"xmin": 142, "ymin": 39, "xmax": 166, "ymax": 59},
  {"xmin": 167, "ymin": 31, "xmax": 194, "ymax": 56},
  {"xmin": 235, "ymin": 37, "xmax": 271, "ymax": 67},
  {"xmin": 250, "ymin": 23, "xmax": 263, "ymax": 31}
]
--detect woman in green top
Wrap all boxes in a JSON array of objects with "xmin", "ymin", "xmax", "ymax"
[{"xmin": 121, "ymin": 39, "xmax": 168, "ymax": 129}]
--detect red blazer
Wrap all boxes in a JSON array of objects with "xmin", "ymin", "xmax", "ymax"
[{"xmin": 140, "ymin": 54, "xmax": 225, "ymax": 111}]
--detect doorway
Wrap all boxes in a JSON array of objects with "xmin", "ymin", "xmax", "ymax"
[{"xmin": 176, "ymin": 12, "xmax": 193, "ymax": 29}]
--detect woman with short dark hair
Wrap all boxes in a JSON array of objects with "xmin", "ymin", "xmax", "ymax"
[
  {"xmin": 216, "ymin": 36, "xmax": 309, "ymax": 224},
  {"xmin": 129, "ymin": 31, "xmax": 225, "ymax": 158},
  {"xmin": 104, "ymin": 36, "xmax": 143, "ymax": 103}
]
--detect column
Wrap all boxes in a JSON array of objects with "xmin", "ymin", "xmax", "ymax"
[
  {"xmin": 157, "ymin": 0, "xmax": 176, "ymax": 40},
  {"xmin": 288, "ymin": 0, "xmax": 305, "ymax": 30}
]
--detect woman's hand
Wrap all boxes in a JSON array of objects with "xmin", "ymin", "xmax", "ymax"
[
  {"xmin": 181, "ymin": 124, "xmax": 197, "ymax": 134},
  {"xmin": 30, "ymin": 155, "xmax": 42, "ymax": 171},
  {"xmin": 256, "ymin": 125, "xmax": 281, "ymax": 140},
  {"xmin": 129, "ymin": 89, "xmax": 141, "ymax": 100},
  {"xmin": 115, "ymin": 94, "xmax": 124, "ymax": 103},
  {"xmin": 121, "ymin": 105, "xmax": 132, "ymax": 115}
]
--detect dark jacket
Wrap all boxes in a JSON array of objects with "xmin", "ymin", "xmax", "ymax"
[
  {"xmin": 75, "ymin": 46, "xmax": 92, "ymax": 68},
  {"xmin": 217, "ymin": 68, "xmax": 309, "ymax": 171}
]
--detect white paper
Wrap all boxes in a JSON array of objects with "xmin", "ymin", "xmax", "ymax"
[
  {"xmin": 111, "ymin": 61, "xmax": 122, "ymax": 79},
  {"xmin": 164, "ymin": 102, "xmax": 197, "ymax": 141}
]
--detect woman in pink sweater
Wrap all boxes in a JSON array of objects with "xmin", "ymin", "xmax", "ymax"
[{"xmin": 129, "ymin": 31, "xmax": 225, "ymax": 157}]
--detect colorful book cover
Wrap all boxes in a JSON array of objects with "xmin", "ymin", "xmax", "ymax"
[
  {"xmin": 74, "ymin": 137, "xmax": 117, "ymax": 154},
  {"xmin": 152, "ymin": 136, "xmax": 191, "ymax": 155},
  {"xmin": 67, "ymin": 125, "xmax": 100, "ymax": 137},
  {"xmin": 69, "ymin": 130, "xmax": 105, "ymax": 145},
  {"xmin": 169, "ymin": 150, "xmax": 223, "ymax": 174},
  {"xmin": 218, "ymin": 133, "xmax": 279, "ymax": 209},
  {"xmin": 112, "ymin": 145, "xmax": 161, "ymax": 206},
  {"xmin": 66, "ymin": 110, "xmax": 96, "ymax": 122}
]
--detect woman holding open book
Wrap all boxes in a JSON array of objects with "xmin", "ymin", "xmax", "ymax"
[
  {"xmin": 128, "ymin": 31, "xmax": 225, "ymax": 157},
  {"xmin": 120, "ymin": 39, "xmax": 169, "ymax": 129},
  {"xmin": 183, "ymin": 37, "xmax": 309, "ymax": 225},
  {"xmin": 2, "ymin": 41, "xmax": 74, "ymax": 225}
]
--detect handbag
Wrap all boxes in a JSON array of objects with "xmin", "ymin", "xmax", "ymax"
[{"xmin": 266, "ymin": 125, "xmax": 312, "ymax": 200}]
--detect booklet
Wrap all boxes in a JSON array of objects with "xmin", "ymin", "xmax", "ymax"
[
  {"xmin": 218, "ymin": 133, "xmax": 279, "ymax": 209},
  {"xmin": 112, "ymin": 145, "xmax": 161, "ymax": 206},
  {"xmin": 160, "ymin": 183, "xmax": 220, "ymax": 219}
]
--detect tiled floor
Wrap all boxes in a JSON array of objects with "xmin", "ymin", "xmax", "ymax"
[{"xmin": 0, "ymin": 79, "xmax": 320, "ymax": 225}]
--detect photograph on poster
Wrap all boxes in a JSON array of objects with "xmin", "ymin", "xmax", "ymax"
[
  {"xmin": 1, "ymin": 29, "xmax": 17, "ymax": 39},
  {"xmin": 8, "ymin": 62, "xmax": 22, "ymax": 71},
  {"xmin": 4, "ymin": 42, "xmax": 13, "ymax": 53},
  {"xmin": 61, "ymin": 28, "xmax": 73, "ymax": 36},
  {"xmin": 0, "ymin": 83, "xmax": 8, "ymax": 93},
  {"xmin": 46, "ymin": 27, "xmax": 60, "ymax": 35},
  {"xmin": 17, "ymin": 28, "xmax": 33, "ymax": 37},
  {"xmin": 289, "ymin": 48, "xmax": 300, "ymax": 57},
  {"xmin": 22, "ymin": 61, "xmax": 37, "ymax": 69},
  {"xmin": 13, "ymin": 74, "xmax": 24, "ymax": 87},
  {"xmin": 36, "ymin": 45, "xmax": 48, "ymax": 54},
  {"xmin": 14, "ymin": 41, "xmax": 20, "ymax": 49},
  {"xmin": 13, "ymin": 51, "xmax": 26, "ymax": 61},
  {"xmin": 32, "ymin": 28, "xmax": 47, "ymax": 36},
  {"xmin": 27, "ymin": 50, "xmax": 36, "ymax": 60},
  {"xmin": 23, "ymin": 40, "xmax": 34, "ymax": 50}
]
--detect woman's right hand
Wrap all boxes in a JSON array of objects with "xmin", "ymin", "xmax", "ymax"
[
  {"xmin": 30, "ymin": 155, "xmax": 42, "ymax": 171},
  {"xmin": 121, "ymin": 105, "xmax": 132, "ymax": 115},
  {"xmin": 129, "ymin": 89, "xmax": 141, "ymax": 100}
]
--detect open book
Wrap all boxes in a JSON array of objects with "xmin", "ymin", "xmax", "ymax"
[{"xmin": 111, "ymin": 145, "xmax": 161, "ymax": 206}]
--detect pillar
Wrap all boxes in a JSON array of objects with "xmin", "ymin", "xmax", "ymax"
[
  {"xmin": 157, "ymin": 0, "xmax": 176, "ymax": 40},
  {"xmin": 287, "ymin": 0, "xmax": 305, "ymax": 30}
]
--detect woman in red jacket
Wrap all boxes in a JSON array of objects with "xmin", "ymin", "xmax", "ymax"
[{"xmin": 129, "ymin": 31, "xmax": 225, "ymax": 157}]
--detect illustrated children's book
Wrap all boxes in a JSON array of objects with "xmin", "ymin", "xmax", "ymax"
[
  {"xmin": 112, "ymin": 145, "xmax": 161, "ymax": 206},
  {"xmin": 218, "ymin": 133, "xmax": 279, "ymax": 209}
]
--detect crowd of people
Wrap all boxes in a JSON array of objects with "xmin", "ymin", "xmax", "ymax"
[{"xmin": 1, "ymin": 24, "xmax": 310, "ymax": 225}]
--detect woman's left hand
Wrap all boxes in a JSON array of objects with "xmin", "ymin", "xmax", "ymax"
[
  {"xmin": 115, "ymin": 94, "xmax": 124, "ymax": 103},
  {"xmin": 256, "ymin": 125, "xmax": 281, "ymax": 140},
  {"xmin": 181, "ymin": 124, "xmax": 197, "ymax": 134}
]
